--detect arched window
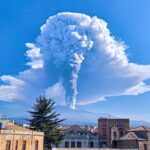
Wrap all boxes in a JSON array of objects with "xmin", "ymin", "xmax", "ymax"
[{"xmin": 113, "ymin": 131, "xmax": 117, "ymax": 138}]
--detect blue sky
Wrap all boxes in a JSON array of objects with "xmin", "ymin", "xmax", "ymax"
[{"xmin": 0, "ymin": 0, "xmax": 150, "ymax": 121}]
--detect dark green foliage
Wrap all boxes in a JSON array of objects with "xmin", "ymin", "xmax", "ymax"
[{"xmin": 28, "ymin": 96, "xmax": 64, "ymax": 149}]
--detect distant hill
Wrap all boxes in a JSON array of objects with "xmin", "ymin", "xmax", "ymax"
[
  {"xmin": 55, "ymin": 105, "xmax": 116, "ymax": 126},
  {"xmin": 10, "ymin": 105, "xmax": 150, "ymax": 128},
  {"xmin": 130, "ymin": 120, "xmax": 150, "ymax": 128}
]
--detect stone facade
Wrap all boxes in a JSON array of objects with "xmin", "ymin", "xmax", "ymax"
[
  {"xmin": 58, "ymin": 125, "xmax": 99, "ymax": 148},
  {"xmin": 0, "ymin": 120, "xmax": 44, "ymax": 150},
  {"xmin": 116, "ymin": 126, "xmax": 150, "ymax": 150},
  {"xmin": 97, "ymin": 118, "xmax": 130, "ymax": 148}
]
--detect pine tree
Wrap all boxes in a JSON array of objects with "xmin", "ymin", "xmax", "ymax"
[{"xmin": 28, "ymin": 96, "xmax": 64, "ymax": 149}]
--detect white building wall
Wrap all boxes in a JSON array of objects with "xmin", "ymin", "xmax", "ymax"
[{"xmin": 59, "ymin": 138, "xmax": 99, "ymax": 148}]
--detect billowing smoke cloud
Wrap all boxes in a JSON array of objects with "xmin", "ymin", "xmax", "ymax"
[{"xmin": 1, "ymin": 12, "xmax": 150, "ymax": 109}]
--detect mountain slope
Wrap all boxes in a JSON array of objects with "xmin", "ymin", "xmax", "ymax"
[
  {"xmin": 11, "ymin": 105, "xmax": 150, "ymax": 127},
  {"xmin": 55, "ymin": 106, "xmax": 150, "ymax": 127},
  {"xmin": 55, "ymin": 105, "xmax": 116, "ymax": 126}
]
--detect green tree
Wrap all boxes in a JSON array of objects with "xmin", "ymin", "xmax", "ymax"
[{"xmin": 28, "ymin": 96, "xmax": 64, "ymax": 149}]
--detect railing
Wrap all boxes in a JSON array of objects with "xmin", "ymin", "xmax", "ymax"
[
  {"xmin": 0, "ymin": 129, "xmax": 44, "ymax": 136},
  {"xmin": 65, "ymin": 135, "xmax": 98, "ymax": 140}
]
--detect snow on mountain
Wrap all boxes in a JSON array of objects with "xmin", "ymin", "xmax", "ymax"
[
  {"xmin": 10, "ymin": 105, "xmax": 150, "ymax": 128},
  {"xmin": 55, "ymin": 105, "xmax": 116, "ymax": 126}
]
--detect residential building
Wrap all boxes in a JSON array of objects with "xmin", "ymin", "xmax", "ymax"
[
  {"xmin": 0, "ymin": 120, "xmax": 44, "ymax": 150},
  {"xmin": 116, "ymin": 126, "xmax": 150, "ymax": 150},
  {"xmin": 97, "ymin": 118, "xmax": 130, "ymax": 148},
  {"xmin": 58, "ymin": 125, "xmax": 99, "ymax": 148}
]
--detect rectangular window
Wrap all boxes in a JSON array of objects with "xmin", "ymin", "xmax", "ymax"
[
  {"xmin": 102, "ymin": 141, "xmax": 107, "ymax": 148},
  {"xmin": 90, "ymin": 142, "xmax": 94, "ymax": 148},
  {"xmin": 35, "ymin": 141, "xmax": 39, "ymax": 150},
  {"xmin": 102, "ymin": 123, "xmax": 107, "ymax": 127},
  {"xmin": 144, "ymin": 144, "xmax": 147, "ymax": 150},
  {"xmin": 119, "ymin": 128, "xmax": 124, "ymax": 137},
  {"xmin": 6, "ymin": 141, "xmax": 11, "ymax": 150},
  {"xmin": 103, "ymin": 129, "xmax": 107, "ymax": 136},
  {"xmin": 22, "ymin": 141, "xmax": 26, "ymax": 150},
  {"xmin": 15, "ymin": 141, "xmax": 18, "ymax": 150},
  {"xmin": 71, "ymin": 141, "xmax": 75, "ymax": 148},
  {"xmin": 77, "ymin": 141, "xmax": 81, "ymax": 148},
  {"xmin": 65, "ymin": 141, "xmax": 69, "ymax": 148}
]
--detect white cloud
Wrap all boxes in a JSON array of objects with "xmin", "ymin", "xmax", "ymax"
[
  {"xmin": 0, "ymin": 75, "xmax": 25, "ymax": 101},
  {"xmin": 124, "ymin": 82, "xmax": 150, "ymax": 95},
  {"xmin": 26, "ymin": 43, "xmax": 43, "ymax": 69},
  {"xmin": 0, "ymin": 12, "xmax": 150, "ymax": 108},
  {"xmin": 45, "ymin": 81, "xmax": 66, "ymax": 105}
]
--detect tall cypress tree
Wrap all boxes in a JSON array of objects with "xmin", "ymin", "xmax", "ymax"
[{"xmin": 28, "ymin": 96, "xmax": 64, "ymax": 149}]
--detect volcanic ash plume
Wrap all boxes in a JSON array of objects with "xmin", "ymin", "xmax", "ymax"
[
  {"xmin": 1, "ymin": 12, "xmax": 150, "ymax": 109},
  {"xmin": 28, "ymin": 13, "xmax": 94, "ymax": 109},
  {"xmin": 25, "ymin": 12, "xmax": 150, "ymax": 109}
]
